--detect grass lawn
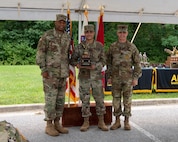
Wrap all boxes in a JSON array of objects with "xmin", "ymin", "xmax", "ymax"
[
  {"xmin": 0, "ymin": 65, "xmax": 178, "ymax": 105},
  {"xmin": 0, "ymin": 65, "xmax": 44, "ymax": 105}
]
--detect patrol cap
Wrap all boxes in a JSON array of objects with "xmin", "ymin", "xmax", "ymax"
[
  {"xmin": 84, "ymin": 24, "xmax": 95, "ymax": 32},
  {"xmin": 56, "ymin": 14, "xmax": 66, "ymax": 21},
  {"xmin": 117, "ymin": 25, "xmax": 128, "ymax": 32}
]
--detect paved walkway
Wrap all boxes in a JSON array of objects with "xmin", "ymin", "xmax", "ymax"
[{"xmin": 0, "ymin": 98, "xmax": 178, "ymax": 142}]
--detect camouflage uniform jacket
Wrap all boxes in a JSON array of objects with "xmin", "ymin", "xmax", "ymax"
[
  {"xmin": 36, "ymin": 28, "xmax": 71, "ymax": 78},
  {"xmin": 106, "ymin": 40, "xmax": 142, "ymax": 80},
  {"xmin": 0, "ymin": 120, "xmax": 29, "ymax": 142},
  {"xmin": 71, "ymin": 40, "xmax": 106, "ymax": 80}
]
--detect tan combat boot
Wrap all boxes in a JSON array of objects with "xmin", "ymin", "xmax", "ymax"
[
  {"xmin": 80, "ymin": 117, "xmax": 89, "ymax": 132},
  {"xmin": 110, "ymin": 116, "xmax": 121, "ymax": 130},
  {"xmin": 45, "ymin": 120, "xmax": 59, "ymax": 136},
  {"xmin": 98, "ymin": 115, "xmax": 108, "ymax": 131},
  {"xmin": 54, "ymin": 117, "xmax": 69, "ymax": 134},
  {"xmin": 124, "ymin": 117, "xmax": 131, "ymax": 130}
]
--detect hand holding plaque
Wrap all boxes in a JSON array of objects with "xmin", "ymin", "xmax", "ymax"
[
  {"xmin": 80, "ymin": 49, "xmax": 93, "ymax": 69},
  {"xmin": 79, "ymin": 43, "xmax": 96, "ymax": 70}
]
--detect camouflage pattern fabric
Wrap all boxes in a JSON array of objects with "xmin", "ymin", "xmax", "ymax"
[
  {"xmin": 79, "ymin": 79, "xmax": 106, "ymax": 117},
  {"xmin": 0, "ymin": 120, "xmax": 29, "ymax": 142},
  {"xmin": 70, "ymin": 40, "xmax": 106, "ymax": 117},
  {"xmin": 36, "ymin": 28, "xmax": 70, "ymax": 120},
  {"xmin": 36, "ymin": 28, "xmax": 70, "ymax": 78},
  {"xmin": 71, "ymin": 40, "xmax": 106, "ymax": 80},
  {"xmin": 106, "ymin": 41, "xmax": 142, "ymax": 117},
  {"xmin": 43, "ymin": 77, "xmax": 66, "ymax": 120}
]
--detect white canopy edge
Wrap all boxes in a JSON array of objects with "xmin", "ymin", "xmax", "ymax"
[
  {"xmin": 0, "ymin": 8, "xmax": 178, "ymax": 24},
  {"xmin": 0, "ymin": 0, "xmax": 178, "ymax": 24}
]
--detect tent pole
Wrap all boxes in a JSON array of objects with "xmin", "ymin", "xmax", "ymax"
[{"xmin": 131, "ymin": 22, "xmax": 141, "ymax": 43}]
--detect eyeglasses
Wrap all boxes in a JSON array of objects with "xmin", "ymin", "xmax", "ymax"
[{"xmin": 85, "ymin": 31, "xmax": 94, "ymax": 33}]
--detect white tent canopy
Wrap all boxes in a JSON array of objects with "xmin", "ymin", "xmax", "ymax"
[{"xmin": 0, "ymin": 0, "xmax": 178, "ymax": 24}]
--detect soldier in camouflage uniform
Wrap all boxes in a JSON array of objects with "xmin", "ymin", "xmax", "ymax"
[
  {"xmin": 106, "ymin": 25, "xmax": 142, "ymax": 130},
  {"xmin": 36, "ymin": 14, "xmax": 70, "ymax": 136},
  {"xmin": 0, "ymin": 120, "xmax": 29, "ymax": 142},
  {"xmin": 70, "ymin": 24, "xmax": 108, "ymax": 132}
]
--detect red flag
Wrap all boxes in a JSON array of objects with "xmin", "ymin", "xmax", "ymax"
[
  {"xmin": 96, "ymin": 13, "xmax": 104, "ymax": 45},
  {"xmin": 96, "ymin": 12, "xmax": 105, "ymax": 89}
]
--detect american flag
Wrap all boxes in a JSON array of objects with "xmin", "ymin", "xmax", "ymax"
[{"xmin": 65, "ymin": 9, "xmax": 79, "ymax": 103}]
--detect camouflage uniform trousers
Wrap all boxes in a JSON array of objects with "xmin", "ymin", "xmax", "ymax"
[
  {"xmin": 43, "ymin": 75, "xmax": 66, "ymax": 121},
  {"xmin": 112, "ymin": 78, "xmax": 133, "ymax": 117},
  {"xmin": 79, "ymin": 79, "xmax": 106, "ymax": 117}
]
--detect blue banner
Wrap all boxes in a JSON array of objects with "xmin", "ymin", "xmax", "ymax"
[{"xmin": 155, "ymin": 68, "xmax": 178, "ymax": 92}]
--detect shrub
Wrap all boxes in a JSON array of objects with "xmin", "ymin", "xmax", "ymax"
[{"xmin": 0, "ymin": 41, "xmax": 36, "ymax": 65}]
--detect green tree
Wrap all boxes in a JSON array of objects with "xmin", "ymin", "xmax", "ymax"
[
  {"xmin": 134, "ymin": 23, "xmax": 166, "ymax": 63},
  {"xmin": 0, "ymin": 21, "xmax": 53, "ymax": 65},
  {"xmin": 0, "ymin": 20, "xmax": 178, "ymax": 65},
  {"xmin": 161, "ymin": 25, "xmax": 178, "ymax": 48}
]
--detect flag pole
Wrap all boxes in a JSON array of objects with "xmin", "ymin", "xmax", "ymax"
[
  {"xmin": 66, "ymin": 2, "xmax": 79, "ymax": 106},
  {"xmin": 67, "ymin": 2, "xmax": 71, "ymax": 107},
  {"xmin": 78, "ymin": 13, "xmax": 82, "ymax": 43},
  {"xmin": 97, "ymin": 5, "xmax": 106, "ymax": 93}
]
